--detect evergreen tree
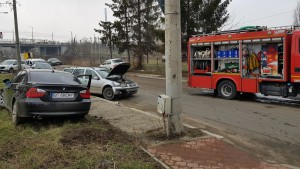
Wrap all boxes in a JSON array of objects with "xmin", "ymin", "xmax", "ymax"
[
  {"xmin": 96, "ymin": 0, "xmax": 163, "ymax": 69},
  {"xmin": 181, "ymin": 0, "xmax": 231, "ymax": 51},
  {"xmin": 294, "ymin": 1, "xmax": 300, "ymax": 26},
  {"xmin": 95, "ymin": 21, "xmax": 114, "ymax": 59},
  {"xmin": 105, "ymin": 0, "xmax": 134, "ymax": 63},
  {"xmin": 130, "ymin": 0, "xmax": 162, "ymax": 69}
]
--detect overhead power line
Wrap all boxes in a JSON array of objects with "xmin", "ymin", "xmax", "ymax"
[{"xmin": 244, "ymin": 10, "xmax": 295, "ymax": 23}]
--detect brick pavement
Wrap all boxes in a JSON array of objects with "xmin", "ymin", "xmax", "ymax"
[{"xmin": 148, "ymin": 137, "xmax": 293, "ymax": 169}]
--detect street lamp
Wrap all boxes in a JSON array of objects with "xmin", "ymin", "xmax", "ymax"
[{"xmin": 28, "ymin": 26, "xmax": 33, "ymax": 42}]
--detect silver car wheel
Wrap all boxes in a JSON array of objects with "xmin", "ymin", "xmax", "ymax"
[{"xmin": 103, "ymin": 87, "xmax": 114, "ymax": 100}]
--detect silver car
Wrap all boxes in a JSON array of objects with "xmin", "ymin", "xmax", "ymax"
[
  {"xmin": 0, "ymin": 59, "xmax": 25, "ymax": 73},
  {"xmin": 63, "ymin": 63, "xmax": 139, "ymax": 100}
]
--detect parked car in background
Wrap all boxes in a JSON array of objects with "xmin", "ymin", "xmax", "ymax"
[
  {"xmin": 63, "ymin": 63, "xmax": 139, "ymax": 100},
  {"xmin": 0, "ymin": 59, "xmax": 25, "ymax": 73},
  {"xmin": 0, "ymin": 69, "xmax": 92, "ymax": 124},
  {"xmin": 100, "ymin": 58, "xmax": 124, "ymax": 70},
  {"xmin": 25, "ymin": 58, "xmax": 47, "ymax": 68},
  {"xmin": 47, "ymin": 58, "xmax": 62, "ymax": 66},
  {"xmin": 32, "ymin": 62, "xmax": 53, "ymax": 69}
]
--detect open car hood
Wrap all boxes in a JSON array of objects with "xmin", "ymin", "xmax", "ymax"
[{"xmin": 107, "ymin": 63, "xmax": 130, "ymax": 77}]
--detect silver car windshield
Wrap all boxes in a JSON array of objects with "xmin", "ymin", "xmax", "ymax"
[{"xmin": 95, "ymin": 69, "xmax": 110, "ymax": 78}]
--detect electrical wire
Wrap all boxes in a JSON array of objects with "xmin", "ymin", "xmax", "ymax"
[{"xmin": 244, "ymin": 10, "xmax": 295, "ymax": 23}]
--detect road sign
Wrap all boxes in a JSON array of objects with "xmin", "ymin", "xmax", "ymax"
[{"xmin": 157, "ymin": 0, "xmax": 165, "ymax": 14}]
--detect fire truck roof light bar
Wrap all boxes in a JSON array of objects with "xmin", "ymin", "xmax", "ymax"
[{"xmin": 192, "ymin": 25, "xmax": 298, "ymax": 38}]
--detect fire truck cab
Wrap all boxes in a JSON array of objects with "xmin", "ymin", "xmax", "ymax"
[{"xmin": 188, "ymin": 26, "xmax": 300, "ymax": 99}]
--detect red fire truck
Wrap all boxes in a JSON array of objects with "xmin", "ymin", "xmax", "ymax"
[{"xmin": 188, "ymin": 26, "xmax": 300, "ymax": 99}]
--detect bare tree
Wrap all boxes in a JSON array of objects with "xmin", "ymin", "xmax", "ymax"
[{"xmin": 294, "ymin": 1, "xmax": 300, "ymax": 26}]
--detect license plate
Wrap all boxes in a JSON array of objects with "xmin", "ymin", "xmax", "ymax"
[{"xmin": 52, "ymin": 93, "xmax": 74, "ymax": 99}]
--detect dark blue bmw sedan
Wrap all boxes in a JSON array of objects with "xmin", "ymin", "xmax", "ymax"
[{"xmin": 1, "ymin": 69, "xmax": 91, "ymax": 125}]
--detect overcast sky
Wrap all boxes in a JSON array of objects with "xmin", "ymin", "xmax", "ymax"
[{"xmin": 0, "ymin": 0, "xmax": 298, "ymax": 42}]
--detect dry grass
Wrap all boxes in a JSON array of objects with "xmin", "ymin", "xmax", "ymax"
[
  {"xmin": 62, "ymin": 56, "xmax": 188, "ymax": 76},
  {"xmin": 138, "ymin": 59, "xmax": 188, "ymax": 76},
  {"xmin": 0, "ymin": 111, "xmax": 164, "ymax": 169},
  {"xmin": 0, "ymin": 73, "xmax": 14, "ymax": 89}
]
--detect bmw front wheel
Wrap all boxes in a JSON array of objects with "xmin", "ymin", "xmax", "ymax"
[{"xmin": 12, "ymin": 102, "xmax": 21, "ymax": 125}]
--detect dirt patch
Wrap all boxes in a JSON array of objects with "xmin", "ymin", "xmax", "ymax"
[
  {"xmin": 60, "ymin": 127, "xmax": 115, "ymax": 146},
  {"xmin": 60, "ymin": 118, "xmax": 133, "ymax": 147},
  {"xmin": 145, "ymin": 126, "xmax": 205, "ymax": 142}
]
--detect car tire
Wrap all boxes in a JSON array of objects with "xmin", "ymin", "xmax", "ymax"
[
  {"xmin": 103, "ymin": 87, "xmax": 115, "ymax": 100},
  {"xmin": 218, "ymin": 80, "xmax": 238, "ymax": 100},
  {"xmin": 12, "ymin": 101, "xmax": 21, "ymax": 125},
  {"xmin": 8, "ymin": 68, "xmax": 14, "ymax": 73}
]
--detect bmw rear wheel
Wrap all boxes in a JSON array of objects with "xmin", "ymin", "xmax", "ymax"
[
  {"xmin": 103, "ymin": 87, "xmax": 115, "ymax": 100},
  {"xmin": 12, "ymin": 102, "xmax": 21, "ymax": 125}
]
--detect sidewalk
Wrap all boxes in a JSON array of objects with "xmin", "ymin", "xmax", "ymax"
[{"xmin": 89, "ymin": 97, "xmax": 297, "ymax": 169}]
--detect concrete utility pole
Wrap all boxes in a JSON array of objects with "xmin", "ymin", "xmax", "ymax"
[
  {"xmin": 165, "ymin": 0, "xmax": 183, "ymax": 134},
  {"xmin": 70, "ymin": 31, "xmax": 73, "ymax": 43},
  {"xmin": 13, "ymin": 0, "xmax": 21, "ymax": 70}
]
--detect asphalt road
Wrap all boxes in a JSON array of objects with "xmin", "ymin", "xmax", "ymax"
[{"xmin": 118, "ymin": 75, "xmax": 300, "ymax": 165}]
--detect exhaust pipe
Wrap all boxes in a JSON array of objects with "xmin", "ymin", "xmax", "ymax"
[{"xmin": 37, "ymin": 116, "xmax": 42, "ymax": 120}]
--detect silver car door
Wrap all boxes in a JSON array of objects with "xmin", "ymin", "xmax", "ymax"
[{"xmin": 85, "ymin": 69, "xmax": 99, "ymax": 93}]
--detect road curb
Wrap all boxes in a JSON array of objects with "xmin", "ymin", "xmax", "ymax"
[
  {"xmin": 93, "ymin": 97, "xmax": 224, "ymax": 139},
  {"xmin": 139, "ymin": 146, "xmax": 170, "ymax": 169}
]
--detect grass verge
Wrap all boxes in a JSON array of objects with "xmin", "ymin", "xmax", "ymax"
[
  {"xmin": 136, "ymin": 59, "xmax": 188, "ymax": 76},
  {"xmin": 0, "ymin": 110, "xmax": 164, "ymax": 169}
]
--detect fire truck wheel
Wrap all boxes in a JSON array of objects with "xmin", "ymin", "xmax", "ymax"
[{"xmin": 218, "ymin": 80, "xmax": 237, "ymax": 100}]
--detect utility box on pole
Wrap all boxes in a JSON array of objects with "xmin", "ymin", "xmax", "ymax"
[
  {"xmin": 157, "ymin": 94, "xmax": 171, "ymax": 115},
  {"xmin": 157, "ymin": 94, "xmax": 172, "ymax": 135}
]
